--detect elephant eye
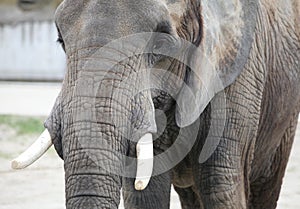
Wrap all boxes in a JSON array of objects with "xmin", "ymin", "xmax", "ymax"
[
  {"xmin": 57, "ymin": 36, "xmax": 65, "ymax": 52},
  {"xmin": 148, "ymin": 36, "xmax": 177, "ymax": 67},
  {"xmin": 151, "ymin": 33, "xmax": 179, "ymax": 66},
  {"xmin": 152, "ymin": 33, "xmax": 174, "ymax": 52},
  {"xmin": 57, "ymin": 36, "xmax": 64, "ymax": 45},
  {"xmin": 153, "ymin": 38, "xmax": 170, "ymax": 51},
  {"xmin": 56, "ymin": 25, "xmax": 65, "ymax": 52}
]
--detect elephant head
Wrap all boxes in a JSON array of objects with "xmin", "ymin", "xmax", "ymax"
[{"xmin": 13, "ymin": 0, "xmax": 258, "ymax": 208}]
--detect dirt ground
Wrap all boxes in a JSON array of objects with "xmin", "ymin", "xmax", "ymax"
[{"xmin": 0, "ymin": 122, "xmax": 299, "ymax": 209}]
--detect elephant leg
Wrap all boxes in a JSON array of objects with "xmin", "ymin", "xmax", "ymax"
[
  {"xmin": 174, "ymin": 186, "xmax": 203, "ymax": 209},
  {"xmin": 194, "ymin": 138, "xmax": 252, "ymax": 209},
  {"xmin": 122, "ymin": 172, "xmax": 172, "ymax": 209},
  {"xmin": 249, "ymin": 114, "xmax": 298, "ymax": 209},
  {"xmin": 193, "ymin": 70, "xmax": 263, "ymax": 208}
]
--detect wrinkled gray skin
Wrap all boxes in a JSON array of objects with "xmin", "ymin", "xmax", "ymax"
[{"xmin": 23, "ymin": 0, "xmax": 300, "ymax": 208}]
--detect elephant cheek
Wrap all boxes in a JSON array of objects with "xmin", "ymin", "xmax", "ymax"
[{"xmin": 44, "ymin": 93, "xmax": 63, "ymax": 159}]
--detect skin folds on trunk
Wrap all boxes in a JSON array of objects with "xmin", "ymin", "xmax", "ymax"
[
  {"xmin": 63, "ymin": 123, "xmax": 124, "ymax": 208},
  {"xmin": 44, "ymin": 44, "xmax": 157, "ymax": 207}
]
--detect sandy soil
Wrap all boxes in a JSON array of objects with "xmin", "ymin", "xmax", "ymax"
[
  {"xmin": 0, "ymin": 122, "xmax": 299, "ymax": 209},
  {"xmin": 0, "ymin": 82, "xmax": 61, "ymax": 116}
]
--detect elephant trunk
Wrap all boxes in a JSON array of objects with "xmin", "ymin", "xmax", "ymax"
[
  {"xmin": 63, "ymin": 123, "xmax": 124, "ymax": 208},
  {"xmin": 48, "ymin": 48, "xmax": 156, "ymax": 207},
  {"xmin": 11, "ymin": 39, "xmax": 157, "ymax": 207}
]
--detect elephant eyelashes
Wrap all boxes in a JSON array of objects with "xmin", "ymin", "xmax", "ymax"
[
  {"xmin": 56, "ymin": 26, "xmax": 65, "ymax": 52},
  {"xmin": 57, "ymin": 36, "xmax": 64, "ymax": 45},
  {"xmin": 152, "ymin": 35, "xmax": 171, "ymax": 51},
  {"xmin": 150, "ymin": 21, "xmax": 177, "ymax": 53},
  {"xmin": 150, "ymin": 34, "xmax": 179, "ymax": 66},
  {"xmin": 56, "ymin": 37, "xmax": 65, "ymax": 51}
]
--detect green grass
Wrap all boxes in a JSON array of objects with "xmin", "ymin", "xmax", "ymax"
[
  {"xmin": 0, "ymin": 115, "xmax": 46, "ymax": 135},
  {"xmin": 0, "ymin": 151, "xmax": 13, "ymax": 159}
]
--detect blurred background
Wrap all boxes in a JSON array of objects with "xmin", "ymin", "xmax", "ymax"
[
  {"xmin": 0, "ymin": 0, "xmax": 65, "ymax": 81},
  {"xmin": 0, "ymin": 1, "xmax": 299, "ymax": 208}
]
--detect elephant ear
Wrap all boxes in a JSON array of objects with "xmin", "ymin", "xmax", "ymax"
[{"xmin": 175, "ymin": 0, "xmax": 258, "ymax": 127}]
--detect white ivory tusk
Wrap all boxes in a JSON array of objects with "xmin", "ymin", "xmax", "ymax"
[
  {"xmin": 11, "ymin": 129, "xmax": 52, "ymax": 169},
  {"xmin": 134, "ymin": 133, "xmax": 154, "ymax": 191}
]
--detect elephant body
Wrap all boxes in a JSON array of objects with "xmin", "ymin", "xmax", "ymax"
[{"xmin": 25, "ymin": 0, "xmax": 300, "ymax": 208}]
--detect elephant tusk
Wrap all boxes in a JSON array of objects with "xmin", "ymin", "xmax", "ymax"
[
  {"xmin": 134, "ymin": 133, "xmax": 154, "ymax": 191},
  {"xmin": 11, "ymin": 129, "xmax": 52, "ymax": 169}
]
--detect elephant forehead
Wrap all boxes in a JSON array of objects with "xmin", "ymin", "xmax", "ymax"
[
  {"xmin": 163, "ymin": 0, "xmax": 186, "ymax": 19},
  {"xmin": 55, "ymin": 0, "xmax": 170, "ymax": 33}
]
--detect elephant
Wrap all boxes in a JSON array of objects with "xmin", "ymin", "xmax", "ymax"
[{"xmin": 12, "ymin": 0, "xmax": 300, "ymax": 208}]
